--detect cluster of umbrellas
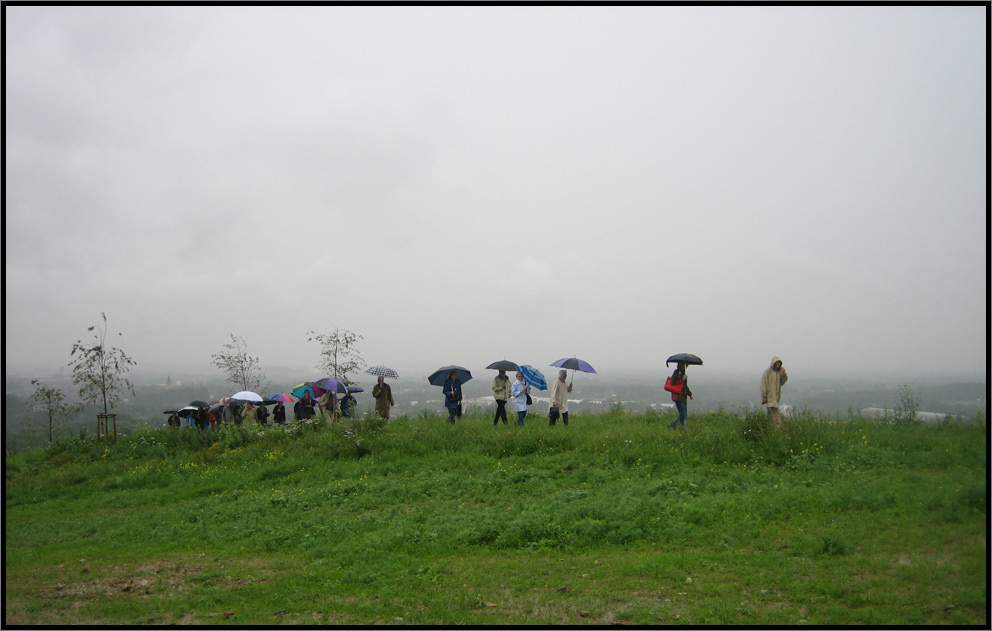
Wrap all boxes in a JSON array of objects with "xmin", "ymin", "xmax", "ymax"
[
  {"xmin": 166, "ymin": 354, "xmax": 703, "ymax": 419},
  {"xmin": 425, "ymin": 353, "xmax": 702, "ymax": 392},
  {"xmin": 426, "ymin": 357, "xmax": 600, "ymax": 392},
  {"xmin": 164, "ymin": 372, "xmax": 390, "ymax": 421}
]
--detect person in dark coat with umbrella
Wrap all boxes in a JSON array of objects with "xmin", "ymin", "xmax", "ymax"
[
  {"xmin": 668, "ymin": 362, "xmax": 694, "ymax": 430},
  {"xmin": 372, "ymin": 376, "xmax": 394, "ymax": 420},
  {"xmin": 442, "ymin": 371, "xmax": 463, "ymax": 423}
]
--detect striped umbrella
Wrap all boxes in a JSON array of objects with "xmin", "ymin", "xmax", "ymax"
[{"xmin": 517, "ymin": 365, "xmax": 548, "ymax": 391}]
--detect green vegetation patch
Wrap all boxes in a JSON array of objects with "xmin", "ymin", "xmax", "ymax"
[{"xmin": 5, "ymin": 410, "xmax": 986, "ymax": 626}]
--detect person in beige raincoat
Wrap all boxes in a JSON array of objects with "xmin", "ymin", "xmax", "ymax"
[
  {"xmin": 760, "ymin": 356, "xmax": 788, "ymax": 427},
  {"xmin": 492, "ymin": 369, "xmax": 511, "ymax": 425},
  {"xmin": 549, "ymin": 369, "xmax": 573, "ymax": 426},
  {"xmin": 242, "ymin": 402, "xmax": 259, "ymax": 427},
  {"xmin": 319, "ymin": 389, "xmax": 338, "ymax": 423}
]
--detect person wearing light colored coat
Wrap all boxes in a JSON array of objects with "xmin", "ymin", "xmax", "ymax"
[
  {"xmin": 319, "ymin": 390, "xmax": 338, "ymax": 423},
  {"xmin": 492, "ymin": 370, "xmax": 511, "ymax": 425},
  {"xmin": 511, "ymin": 371, "xmax": 530, "ymax": 426},
  {"xmin": 760, "ymin": 356, "xmax": 789, "ymax": 427},
  {"xmin": 549, "ymin": 369, "xmax": 572, "ymax": 426},
  {"xmin": 242, "ymin": 402, "xmax": 258, "ymax": 427}
]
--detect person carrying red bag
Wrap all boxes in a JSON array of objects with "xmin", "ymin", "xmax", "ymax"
[{"xmin": 665, "ymin": 362, "xmax": 694, "ymax": 430}]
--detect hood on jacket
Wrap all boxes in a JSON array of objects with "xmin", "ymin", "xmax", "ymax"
[{"xmin": 770, "ymin": 356, "xmax": 783, "ymax": 369}]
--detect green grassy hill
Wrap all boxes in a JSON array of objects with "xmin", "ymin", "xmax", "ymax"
[{"xmin": 4, "ymin": 409, "xmax": 987, "ymax": 626}]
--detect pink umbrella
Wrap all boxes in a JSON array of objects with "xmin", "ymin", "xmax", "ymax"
[{"xmin": 267, "ymin": 393, "xmax": 294, "ymax": 402}]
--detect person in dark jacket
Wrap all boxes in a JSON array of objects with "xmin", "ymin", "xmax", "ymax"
[
  {"xmin": 195, "ymin": 407, "xmax": 210, "ymax": 430},
  {"xmin": 298, "ymin": 391, "xmax": 316, "ymax": 420},
  {"xmin": 442, "ymin": 371, "xmax": 463, "ymax": 423},
  {"xmin": 340, "ymin": 392, "xmax": 357, "ymax": 419},
  {"xmin": 668, "ymin": 362, "xmax": 694, "ymax": 430},
  {"xmin": 273, "ymin": 402, "xmax": 287, "ymax": 425}
]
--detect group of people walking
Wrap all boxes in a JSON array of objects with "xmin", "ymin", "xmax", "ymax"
[
  {"xmin": 174, "ymin": 356, "xmax": 789, "ymax": 431},
  {"xmin": 434, "ymin": 368, "xmax": 574, "ymax": 426},
  {"xmin": 481, "ymin": 368, "xmax": 571, "ymax": 426},
  {"xmin": 380, "ymin": 356, "xmax": 788, "ymax": 430}
]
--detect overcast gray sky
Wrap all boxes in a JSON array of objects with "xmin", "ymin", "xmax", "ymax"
[{"xmin": 5, "ymin": 6, "xmax": 987, "ymax": 383}]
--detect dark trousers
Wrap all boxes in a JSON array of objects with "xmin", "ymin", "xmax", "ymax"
[
  {"xmin": 494, "ymin": 399, "xmax": 508, "ymax": 425},
  {"xmin": 447, "ymin": 405, "xmax": 462, "ymax": 423}
]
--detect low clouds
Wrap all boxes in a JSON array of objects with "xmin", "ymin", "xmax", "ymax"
[{"xmin": 4, "ymin": 6, "xmax": 987, "ymax": 381}]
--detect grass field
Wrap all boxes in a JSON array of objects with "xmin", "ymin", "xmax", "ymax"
[{"xmin": 4, "ymin": 408, "xmax": 987, "ymax": 626}]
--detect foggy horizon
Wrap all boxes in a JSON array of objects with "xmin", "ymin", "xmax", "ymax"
[{"xmin": 5, "ymin": 7, "xmax": 987, "ymax": 386}]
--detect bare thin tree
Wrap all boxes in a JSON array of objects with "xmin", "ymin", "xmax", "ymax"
[
  {"xmin": 307, "ymin": 327, "xmax": 365, "ymax": 384},
  {"xmin": 211, "ymin": 334, "xmax": 264, "ymax": 392},
  {"xmin": 30, "ymin": 381, "xmax": 83, "ymax": 443},
  {"xmin": 68, "ymin": 313, "xmax": 137, "ymax": 415}
]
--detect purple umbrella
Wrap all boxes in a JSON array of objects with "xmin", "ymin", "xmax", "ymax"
[
  {"xmin": 314, "ymin": 377, "xmax": 350, "ymax": 394},
  {"xmin": 550, "ymin": 357, "xmax": 596, "ymax": 386},
  {"xmin": 550, "ymin": 357, "xmax": 596, "ymax": 373}
]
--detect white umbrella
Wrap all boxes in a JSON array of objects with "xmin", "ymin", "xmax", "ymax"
[{"xmin": 230, "ymin": 390, "xmax": 263, "ymax": 403}]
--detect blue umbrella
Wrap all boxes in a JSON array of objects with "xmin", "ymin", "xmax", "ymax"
[
  {"xmin": 347, "ymin": 386, "xmax": 364, "ymax": 393},
  {"xmin": 428, "ymin": 365, "xmax": 473, "ymax": 387},
  {"xmin": 517, "ymin": 365, "xmax": 548, "ymax": 391},
  {"xmin": 291, "ymin": 383, "xmax": 323, "ymax": 399}
]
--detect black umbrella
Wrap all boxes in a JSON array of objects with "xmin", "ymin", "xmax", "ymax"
[
  {"xmin": 428, "ymin": 365, "xmax": 473, "ymax": 387},
  {"xmin": 189, "ymin": 400, "xmax": 209, "ymax": 408},
  {"xmin": 486, "ymin": 360, "xmax": 518, "ymax": 371},
  {"xmin": 666, "ymin": 353, "xmax": 703, "ymax": 367}
]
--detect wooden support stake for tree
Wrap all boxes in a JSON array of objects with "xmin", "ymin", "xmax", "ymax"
[{"xmin": 97, "ymin": 413, "xmax": 118, "ymax": 444}]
